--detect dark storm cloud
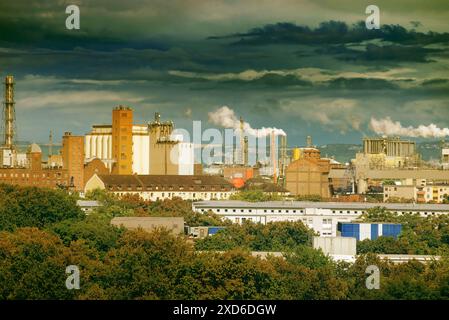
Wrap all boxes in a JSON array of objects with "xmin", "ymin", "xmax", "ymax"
[
  {"xmin": 317, "ymin": 44, "xmax": 441, "ymax": 63},
  {"xmin": 209, "ymin": 21, "xmax": 449, "ymax": 46},
  {"xmin": 0, "ymin": 0, "xmax": 448, "ymax": 145}
]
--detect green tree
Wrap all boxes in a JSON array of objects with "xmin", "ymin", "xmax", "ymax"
[{"xmin": 0, "ymin": 184, "xmax": 83, "ymax": 231}]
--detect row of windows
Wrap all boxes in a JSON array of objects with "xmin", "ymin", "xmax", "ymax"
[
  {"xmin": 0, "ymin": 172, "xmax": 67, "ymax": 178},
  {"xmin": 205, "ymin": 208, "xmax": 365, "ymax": 214},
  {"xmin": 110, "ymin": 185, "xmax": 229, "ymax": 191}
]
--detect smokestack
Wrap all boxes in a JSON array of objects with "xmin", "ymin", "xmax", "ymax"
[
  {"xmin": 306, "ymin": 135, "xmax": 312, "ymax": 148},
  {"xmin": 3, "ymin": 75, "xmax": 15, "ymax": 149},
  {"xmin": 243, "ymin": 136, "xmax": 248, "ymax": 166},
  {"xmin": 240, "ymin": 116, "xmax": 245, "ymax": 165},
  {"xmin": 271, "ymin": 130, "xmax": 277, "ymax": 184}
]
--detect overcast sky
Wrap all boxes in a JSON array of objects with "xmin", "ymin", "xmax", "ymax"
[{"xmin": 0, "ymin": 0, "xmax": 448, "ymax": 145}]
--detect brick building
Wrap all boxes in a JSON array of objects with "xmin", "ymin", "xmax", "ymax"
[{"xmin": 285, "ymin": 147, "xmax": 331, "ymax": 198}]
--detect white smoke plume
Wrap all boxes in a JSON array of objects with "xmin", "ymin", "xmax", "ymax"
[
  {"xmin": 370, "ymin": 117, "xmax": 449, "ymax": 138},
  {"xmin": 208, "ymin": 106, "xmax": 286, "ymax": 137}
]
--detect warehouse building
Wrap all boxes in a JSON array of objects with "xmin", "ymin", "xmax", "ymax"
[
  {"xmin": 85, "ymin": 174, "xmax": 236, "ymax": 201},
  {"xmin": 285, "ymin": 147, "xmax": 331, "ymax": 198},
  {"xmin": 192, "ymin": 200, "xmax": 449, "ymax": 237},
  {"xmin": 111, "ymin": 216, "xmax": 185, "ymax": 235}
]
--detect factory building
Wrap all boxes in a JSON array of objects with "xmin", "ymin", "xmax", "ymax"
[
  {"xmin": 285, "ymin": 145, "xmax": 331, "ymax": 198},
  {"xmin": 0, "ymin": 75, "xmax": 104, "ymax": 191},
  {"xmin": 84, "ymin": 174, "xmax": 236, "ymax": 201},
  {"xmin": 352, "ymin": 136, "xmax": 449, "ymax": 194},
  {"xmin": 192, "ymin": 200, "xmax": 449, "ymax": 237},
  {"xmin": 85, "ymin": 108, "xmax": 194, "ymax": 176},
  {"xmin": 355, "ymin": 137, "xmax": 420, "ymax": 172}
]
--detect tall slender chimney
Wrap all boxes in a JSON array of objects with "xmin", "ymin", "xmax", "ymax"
[
  {"xmin": 3, "ymin": 75, "xmax": 15, "ymax": 149},
  {"xmin": 271, "ymin": 130, "xmax": 277, "ymax": 184},
  {"xmin": 239, "ymin": 116, "xmax": 245, "ymax": 165}
]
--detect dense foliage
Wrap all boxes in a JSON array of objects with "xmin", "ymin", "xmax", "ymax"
[
  {"xmin": 195, "ymin": 221, "xmax": 314, "ymax": 251},
  {"xmin": 1, "ymin": 185, "xmax": 449, "ymax": 300},
  {"xmin": 0, "ymin": 184, "xmax": 83, "ymax": 231},
  {"xmin": 229, "ymin": 190, "xmax": 282, "ymax": 202}
]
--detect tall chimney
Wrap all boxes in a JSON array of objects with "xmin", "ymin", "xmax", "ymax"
[
  {"xmin": 271, "ymin": 130, "xmax": 277, "ymax": 184},
  {"xmin": 239, "ymin": 116, "xmax": 245, "ymax": 165},
  {"xmin": 3, "ymin": 75, "xmax": 15, "ymax": 149}
]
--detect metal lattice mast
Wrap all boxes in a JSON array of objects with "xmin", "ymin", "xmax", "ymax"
[{"xmin": 3, "ymin": 75, "xmax": 15, "ymax": 149}]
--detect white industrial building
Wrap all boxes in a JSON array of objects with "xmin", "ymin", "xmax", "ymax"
[
  {"xmin": 192, "ymin": 200, "xmax": 449, "ymax": 237},
  {"xmin": 85, "ymin": 124, "xmax": 194, "ymax": 175}
]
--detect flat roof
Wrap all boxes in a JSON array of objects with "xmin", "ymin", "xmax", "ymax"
[
  {"xmin": 193, "ymin": 200, "xmax": 449, "ymax": 212},
  {"xmin": 76, "ymin": 200, "xmax": 102, "ymax": 207}
]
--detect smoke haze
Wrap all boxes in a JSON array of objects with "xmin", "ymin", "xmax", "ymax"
[
  {"xmin": 370, "ymin": 117, "xmax": 449, "ymax": 138},
  {"xmin": 208, "ymin": 106, "xmax": 286, "ymax": 137}
]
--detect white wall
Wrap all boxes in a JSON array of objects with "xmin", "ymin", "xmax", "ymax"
[
  {"xmin": 177, "ymin": 142, "xmax": 194, "ymax": 175},
  {"xmin": 132, "ymin": 134, "xmax": 150, "ymax": 174}
]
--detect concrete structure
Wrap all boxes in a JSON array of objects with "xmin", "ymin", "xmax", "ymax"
[
  {"xmin": 193, "ymin": 200, "xmax": 449, "ymax": 237},
  {"xmin": 363, "ymin": 137, "xmax": 416, "ymax": 158},
  {"xmin": 111, "ymin": 216, "xmax": 185, "ymax": 235},
  {"xmin": 85, "ymin": 174, "xmax": 236, "ymax": 201},
  {"xmin": 313, "ymin": 236, "xmax": 356, "ymax": 262},
  {"xmin": 285, "ymin": 147, "xmax": 331, "ymax": 198},
  {"xmin": 85, "ymin": 109, "xmax": 194, "ymax": 176}
]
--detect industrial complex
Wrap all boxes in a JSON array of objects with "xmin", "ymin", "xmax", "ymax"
[{"xmin": 1, "ymin": 73, "xmax": 449, "ymax": 208}]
